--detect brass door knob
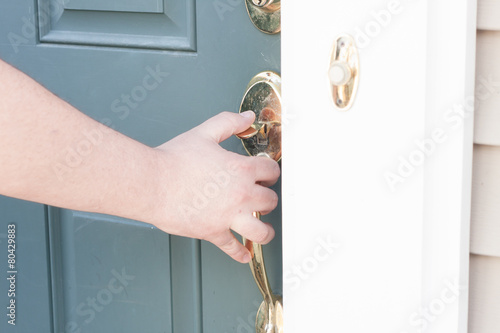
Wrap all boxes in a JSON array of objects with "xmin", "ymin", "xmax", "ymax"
[{"xmin": 236, "ymin": 71, "xmax": 283, "ymax": 333}]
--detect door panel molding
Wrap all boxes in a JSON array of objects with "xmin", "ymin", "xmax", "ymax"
[
  {"xmin": 47, "ymin": 208, "xmax": 205, "ymax": 332},
  {"xmin": 63, "ymin": 0, "xmax": 164, "ymax": 14},
  {"xmin": 0, "ymin": 198, "xmax": 52, "ymax": 333},
  {"xmin": 37, "ymin": 0, "xmax": 196, "ymax": 51}
]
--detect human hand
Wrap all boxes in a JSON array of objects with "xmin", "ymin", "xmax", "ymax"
[
  {"xmin": 152, "ymin": 111, "xmax": 280, "ymax": 263},
  {"xmin": 0, "ymin": 60, "xmax": 278, "ymax": 264}
]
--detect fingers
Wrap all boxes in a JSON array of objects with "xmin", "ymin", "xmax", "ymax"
[
  {"xmin": 210, "ymin": 184, "xmax": 278, "ymax": 263},
  {"xmin": 231, "ymin": 215, "xmax": 275, "ymax": 245},
  {"xmin": 212, "ymin": 231, "xmax": 252, "ymax": 263},
  {"xmin": 253, "ymin": 156, "xmax": 280, "ymax": 187},
  {"xmin": 212, "ymin": 215, "xmax": 276, "ymax": 263},
  {"xmin": 196, "ymin": 111, "xmax": 255, "ymax": 143},
  {"xmin": 250, "ymin": 185, "xmax": 279, "ymax": 214}
]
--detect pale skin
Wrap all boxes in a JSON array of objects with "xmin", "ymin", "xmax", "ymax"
[{"xmin": 0, "ymin": 59, "xmax": 280, "ymax": 263}]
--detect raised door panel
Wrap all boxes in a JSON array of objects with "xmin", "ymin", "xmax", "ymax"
[
  {"xmin": 47, "ymin": 209, "xmax": 176, "ymax": 333},
  {"xmin": 38, "ymin": 0, "xmax": 196, "ymax": 50}
]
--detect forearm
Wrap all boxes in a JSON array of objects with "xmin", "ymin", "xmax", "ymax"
[{"xmin": 0, "ymin": 59, "xmax": 161, "ymax": 222}]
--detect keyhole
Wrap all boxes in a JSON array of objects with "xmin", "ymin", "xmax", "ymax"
[{"xmin": 257, "ymin": 123, "xmax": 269, "ymax": 146}]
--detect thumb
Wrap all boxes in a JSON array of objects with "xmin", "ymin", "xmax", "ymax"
[{"xmin": 196, "ymin": 111, "xmax": 255, "ymax": 143}]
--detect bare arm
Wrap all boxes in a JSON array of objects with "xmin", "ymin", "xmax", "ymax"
[{"xmin": 0, "ymin": 59, "xmax": 280, "ymax": 263}]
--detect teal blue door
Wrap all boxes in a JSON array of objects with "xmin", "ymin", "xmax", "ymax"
[{"xmin": 0, "ymin": 1, "xmax": 281, "ymax": 332}]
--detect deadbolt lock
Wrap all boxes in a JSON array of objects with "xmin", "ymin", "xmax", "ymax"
[{"xmin": 245, "ymin": 0, "xmax": 281, "ymax": 34}]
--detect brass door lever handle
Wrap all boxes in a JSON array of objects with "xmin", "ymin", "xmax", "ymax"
[
  {"xmin": 242, "ymin": 214, "xmax": 275, "ymax": 302},
  {"xmin": 243, "ymin": 213, "xmax": 283, "ymax": 333},
  {"xmin": 236, "ymin": 71, "xmax": 283, "ymax": 333}
]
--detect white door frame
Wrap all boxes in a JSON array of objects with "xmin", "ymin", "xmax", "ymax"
[{"xmin": 282, "ymin": 1, "xmax": 476, "ymax": 332}]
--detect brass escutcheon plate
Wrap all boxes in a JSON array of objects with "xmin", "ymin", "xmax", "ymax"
[
  {"xmin": 329, "ymin": 35, "xmax": 360, "ymax": 110},
  {"xmin": 255, "ymin": 297, "xmax": 283, "ymax": 333},
  {"xmin": 238, "ymin": 71, "xmax": 282, "ymax": 162}
]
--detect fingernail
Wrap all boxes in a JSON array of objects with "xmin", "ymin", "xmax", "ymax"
[
  {"xmin": 241, "ymin": 110, "xmax": 255, "ymax": 118},
  {"xmin": 243, "ymin": 253, "xmax": 252, "ymax": 263}
]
